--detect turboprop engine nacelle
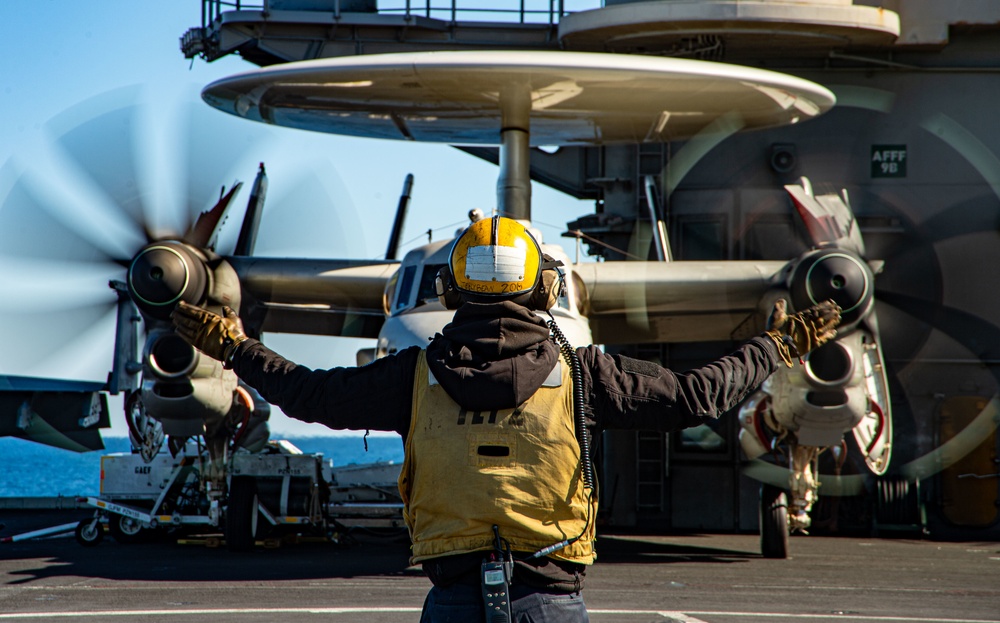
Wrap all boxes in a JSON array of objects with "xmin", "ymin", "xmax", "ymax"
[
  {"xmin": 140, "ymin": 328, "xmax": 238, "ymax": 437},
  {"xmin": 127, "ymin": 240, "xmax": 242, "ymax": 321},
  {"xmin": 751, "ymin": 242, "xmax": 884, "ymax": 447},
  {"xmin": 126, "ymin": 239, "xmax": 244, "ymax": 436},
  {"xmin": 787, "ymin": 247, "xmax": 875, "ymax": 333}
]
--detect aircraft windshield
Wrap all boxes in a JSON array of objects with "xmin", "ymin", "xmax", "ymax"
[
  {"xmin": 394, "ymin": 265, "xmax": 417, "ymax": 312},
  {"xmin": 394, "ymin": 262, "xmax": 572, "ymax": 312},
  {"xmin": 416, "ymin": 264, "xmax": 445, "ymax": 304}
]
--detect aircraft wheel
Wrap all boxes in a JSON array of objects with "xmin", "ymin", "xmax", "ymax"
[
  {"xmin": 226, "ymin": 476, "xmax": 259, "ymax": 552},
  {"xmin": 760, "ymin": 484, "xmax": 789, "ymax": 559},
  {"xmin": 108, "ymin": 514, "xmax": 147, "ymax": 544},
  {"xmin": 75, "ymin": 518, "xmax": 104, "ymax": 547}
]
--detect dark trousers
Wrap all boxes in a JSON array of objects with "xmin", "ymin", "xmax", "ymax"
[{"xmin": 419, "ymin": 581, "xmax": 589, "ymax": 623}]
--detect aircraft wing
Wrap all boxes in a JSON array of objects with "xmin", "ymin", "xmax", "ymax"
[
  {"xmin": 0, "ymin": 376, "xmax": 110, "ymax": 453},
  {"xmin": 230, "ymin": 257, "xmax": 399, "ymax": 339},
  {"xmin": 574, "ymin": 260, "xmax": 787, "ymax": 345},
  {"xmin": 231, "ymin": 256, "xmax": 788, "ymax": 344}
]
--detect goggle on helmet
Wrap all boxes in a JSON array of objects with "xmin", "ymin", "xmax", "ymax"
[{"xmin": 449, "ymin": 215, "xmax": 542, "ymax": 300}]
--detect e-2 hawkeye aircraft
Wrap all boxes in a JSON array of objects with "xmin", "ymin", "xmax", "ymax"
[{"xmin": 0, "ymin": 51, "xmax": 890, "ymax": 556}]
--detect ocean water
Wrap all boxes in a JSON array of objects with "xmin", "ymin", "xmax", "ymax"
[{"xmin": 0, "ymin": 435, "xmax": 404, "ymax": 498}]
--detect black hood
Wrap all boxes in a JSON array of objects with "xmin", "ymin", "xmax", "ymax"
[{"xmin": 425, "ymin": 300, "xmax": 559, "ymax": 411}]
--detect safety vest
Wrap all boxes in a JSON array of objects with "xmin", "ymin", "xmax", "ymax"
[{"xmin": 398, "ymin": 351, "xmax": 596, "ymax": 565}]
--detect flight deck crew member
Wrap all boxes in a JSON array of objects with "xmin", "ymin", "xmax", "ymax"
[{"xmin": 172, "ymin": 215, "xmax": 840, "ymax": 623}]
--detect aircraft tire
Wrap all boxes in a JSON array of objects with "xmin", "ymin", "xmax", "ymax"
[
  {"xmin": 75, "ymin": 518, "xmax": 104, "ymax": 547},
  {"xmin": 760, "ymin": 484, "xmax": 789, "ymax": 559},
  {"xmin": 226, "ymin": 476, "xmax": 259, "ymax": 552},
  {"xmin": 108, "ymin": 514, "xmax": 147, "ymax": 544}
]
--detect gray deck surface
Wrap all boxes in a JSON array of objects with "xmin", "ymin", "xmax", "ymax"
[{"xmin": 1, "ymin": 510, "xmax": 998, "ymax": 622}]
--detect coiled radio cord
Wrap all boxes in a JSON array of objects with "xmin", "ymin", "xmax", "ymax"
[
  {"xmin": 547, "ymin": 314, "xmax": 595, "ymax": 491},
  {"xmin": 523, "ymin": 314, "xmax": 597, "ymax": 561}
]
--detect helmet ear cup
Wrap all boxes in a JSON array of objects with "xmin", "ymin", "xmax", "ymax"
[
  {"xmin": 435, "ymin": 266, "xmax": 464, "ymax": 310},
  {"xmin": 526, "ymin": 268, "xmax": 562, "ymax": 311}
]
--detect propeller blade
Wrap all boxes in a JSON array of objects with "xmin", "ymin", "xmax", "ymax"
[
  {"xmin": 39, "ymin": 88, "xmax": 274, "ymax": 246},
  {"xmin": 179, "ymin": 100, "xmax": 273, "ymax": 238},
  {"xmin": 0, "ymin": 158, "xmax": 140, "ymax": 265},
  {"xmin": 246, "ymin": 156, "xmax": 362, "ymax": 259},
  {"xmin": 877, "ymin": 290, "xmax": 1000, "ymax": 365},
  {"xmin": 0, "ymin": 258, "xmax": 120, "ymax": 313},
  {"xmin": 46, "ymin": 87, "xmax": 158, "ymax": 244},
  {"xmin": 0, "ymin": 304, "xmax": 116, "ymax": 377}
]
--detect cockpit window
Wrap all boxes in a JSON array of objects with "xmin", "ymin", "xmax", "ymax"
[
  {"xmin": 556, "ymin": 286, "xmax": 570, "ymax": 310},
  {"xmin": 417, "ymin": 264, "xmax": 445, "ymax": 304},
  {"xmin": 395, "ymin": 262, "xmax": 569, "ymax": 311},
  {"xmin": 394, "ymin": 265, "xmax": 417, "ymax": 311},
  {"xmin": 553, "ymin": 269, "xmax": 571, "ymax": 311}
]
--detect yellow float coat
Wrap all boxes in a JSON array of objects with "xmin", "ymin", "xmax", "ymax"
[{"xmin": 398, "ymin": 351, "xmax": 596, "ymax": 565}]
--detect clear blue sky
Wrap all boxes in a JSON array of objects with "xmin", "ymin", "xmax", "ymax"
[{"xmin": 0, "ymin": 2, "xmax": 591, "ymax": 437}]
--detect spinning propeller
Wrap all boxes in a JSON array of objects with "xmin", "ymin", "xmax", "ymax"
[{"xmin": 0, "ymin": 85, "xmax": 351, "ymax": 459}]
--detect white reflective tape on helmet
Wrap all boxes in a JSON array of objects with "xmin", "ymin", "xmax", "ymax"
[{"xmin": 465, "ymin": 245, "xmax": 527, "ymax": 283}]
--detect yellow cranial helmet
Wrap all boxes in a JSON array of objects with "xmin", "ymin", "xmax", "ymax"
[{"xmin": 449, "ymin": 215, "xmax": 542, "ymax": 300}]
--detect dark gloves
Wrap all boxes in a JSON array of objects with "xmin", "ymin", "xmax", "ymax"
[
  {"xmin": 171, "ymin": 301, "xmax": 249, "ymax": 368},
  {"xmin": 764, "ymin": 298, "xmax": 841, "ymax": 367}
]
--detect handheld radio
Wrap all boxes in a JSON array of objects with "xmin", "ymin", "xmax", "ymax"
[{"xmin": 482, "ymin": 525, "xmax": 513, "ymax": 623}]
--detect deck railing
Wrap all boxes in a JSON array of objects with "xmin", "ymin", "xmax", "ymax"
[{"xmin": 199, "ymin": 0, "xmax": 602, "ymax": 26}]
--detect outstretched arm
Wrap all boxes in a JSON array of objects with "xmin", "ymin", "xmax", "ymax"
[
  {"xmin": 578, "ymin": 336, "xmax": 779, "ymax": 431},
  {"xmin": 579, "ymin": 300, "xmax": 840, "ymax": 431},
  {"xmin": 172, "ymin": 301, "xmax": 416, "ymax": 436}
]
